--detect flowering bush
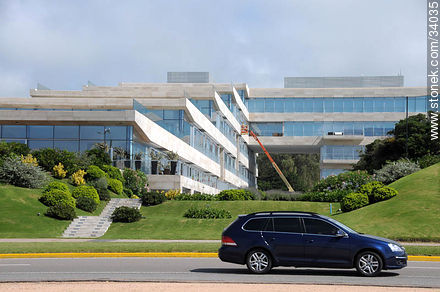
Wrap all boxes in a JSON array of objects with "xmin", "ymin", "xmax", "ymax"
[
  {"xmin": 53, "ymin": 163, "xmax": 67, "ymax": 179},
  {"xmin": 374, "ymin": 159, "xmax": 420, "ymax": 184},
  {"xmin": 165, "ymin": 189, "xmax": 180, "ymax": 200},
  {"xmin": 312, "ymin": 171, "xmax": 373, "ymax": 194},
  {"xmin": 21, "ymin": 154, "xmax": 38, "ymax": 166},
  {"xmin": 71, "ymin": 169, "xmax": 86, "ymax": 186}
]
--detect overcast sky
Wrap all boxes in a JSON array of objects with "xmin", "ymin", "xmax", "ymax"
[{"xmin": 0, "ymin": 0, "xmax": 426, "ymax": 97}]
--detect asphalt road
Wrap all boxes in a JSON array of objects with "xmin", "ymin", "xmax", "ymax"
[{"xmin": 0, "ymin": 257, "xmax": 439, "ymax": 288}]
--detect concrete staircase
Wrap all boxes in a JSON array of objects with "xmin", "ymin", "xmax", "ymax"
[{"xmin": 62, "ymin": 198, "xmax": 142, "ymax": 238}]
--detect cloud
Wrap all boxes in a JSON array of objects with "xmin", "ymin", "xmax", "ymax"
[{"xmin": 0, "ymin": 0, "xmax": 425, "ymax": 97}]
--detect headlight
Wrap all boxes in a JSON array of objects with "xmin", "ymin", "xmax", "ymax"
[{"xmin": 388, "ymin": 243, "xmax": 404, "ymax": 252}]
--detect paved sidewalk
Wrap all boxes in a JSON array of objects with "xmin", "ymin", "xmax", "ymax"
[{"xmin": 0, "ymin": 238, "xmax": 439, "ymax": 246}]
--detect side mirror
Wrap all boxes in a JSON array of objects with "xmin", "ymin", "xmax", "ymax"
[{"xmin": 335, "ymin": 229, "xmax": 346, "ymax": 238}]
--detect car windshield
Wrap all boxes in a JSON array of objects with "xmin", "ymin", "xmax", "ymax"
[{"xmin": 321, "ymin": 216, "xmax": 359, "ymax": 234}]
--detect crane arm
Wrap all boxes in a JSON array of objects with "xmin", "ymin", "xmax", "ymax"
[{"xmin": 248, "ymin": 130, "xmax": 294, "ymax": 192}]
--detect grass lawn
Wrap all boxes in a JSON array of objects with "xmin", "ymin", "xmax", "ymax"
[
  {"xmin": 333, "ymin": 163, "xmax": 440, "ymax": 241},
  {"xmin": 0, "ymin": 179, "xmax": 124, "ymax": 238},
  {"xmin": 103, "ymin": 201, "xmax": 337, "ymax": 239},
  {"xmin": 0, "ymin": 242, "xmax": 438, "ymax": 256}
]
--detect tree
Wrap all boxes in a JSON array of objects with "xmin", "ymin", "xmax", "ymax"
[
  {"xmin": 257, "ymin": 154, "xmax": 320, "ymax": 192},
  {"xmin": 354, "ymin": 114, "xmax": 439, "ymax": 173}
]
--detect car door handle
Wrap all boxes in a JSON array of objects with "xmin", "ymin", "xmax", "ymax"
[{"xmin": 307, "ymin": 239, "xmax": 314, "ymax": 243}]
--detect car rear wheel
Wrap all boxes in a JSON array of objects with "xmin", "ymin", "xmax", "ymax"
[
  {"xmin": 246, "ymin": 249, "xmax": 272, "ymax": 274},
  {"xmin": 355, "ymin": 251, "xmax": 383, "ymax": 277}
]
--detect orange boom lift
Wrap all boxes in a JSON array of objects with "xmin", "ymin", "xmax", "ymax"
[{"xmin": 241, "ymin": 125, "xmax": 294, "ymax": 192}]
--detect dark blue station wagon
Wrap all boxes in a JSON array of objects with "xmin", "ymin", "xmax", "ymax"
[{"xmin": 218, "ymin": 211, "xmax": 407, "ymax": 276}]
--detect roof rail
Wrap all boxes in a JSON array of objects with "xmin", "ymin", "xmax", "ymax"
[{"xmin": 250, "ymin": 211, "xmax": 318, "ymax": 216}]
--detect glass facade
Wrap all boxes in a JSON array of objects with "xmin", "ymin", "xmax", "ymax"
[
  {"xmin": 224, "ymin": 152, "xmax": 236, "ymax": 174},
  {"xmin": 320, "ymin": 145, "xmax": 365, "ymax": 160},
  {"xmin": 247, "ymin": 96, "xmax": 427, "ymax": 113},
  {"xmin": 320, "ymin": 168, "xmax": 346, "ymax": 178},
  {"xmin": 0, "ymin": 124, "xmax": 132, "ymax": 153},
  {"xmin": 251, "ymin": 121, "xmax": 397, "ymax": 137}
]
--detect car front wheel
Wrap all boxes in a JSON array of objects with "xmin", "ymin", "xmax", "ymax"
[
  {"xmin": 355, "ymin": 251, "xmax": 383, "ymax": 277},
  {"xmin": 246, "ymin": 249, "xmax": 272, "ymax": 274}
]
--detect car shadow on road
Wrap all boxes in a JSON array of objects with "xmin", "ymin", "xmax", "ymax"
[{"xmin": 191, "ymin": 268, "xmax": 399, "ymax": 277}]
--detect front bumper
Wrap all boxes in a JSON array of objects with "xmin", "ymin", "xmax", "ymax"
[{"xmin": 385, "ymin": 254, "xmax": 408, "ymax": 269}]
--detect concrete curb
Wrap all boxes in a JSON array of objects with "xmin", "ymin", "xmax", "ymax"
[
  {"xmin": 0, "ymin": 253, "xmax": 439, "ymax": 261},
  {"xmin": 0, "ymin": 252, "xmax": 218, "ymax": 258}
]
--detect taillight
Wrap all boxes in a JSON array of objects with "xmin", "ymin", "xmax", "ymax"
[{"xmin": 222, "ymin": 235, "xmax": 237, "ymax": 246}]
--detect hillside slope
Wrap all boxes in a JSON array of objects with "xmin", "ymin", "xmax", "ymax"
[{"xmin": 334, "ymin": 163, "xmax": 440, "ymax": 241}]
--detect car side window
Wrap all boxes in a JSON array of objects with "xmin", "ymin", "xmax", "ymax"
[
  {"xmin": 303, "ymin": 218, "xmax": 339, "ymax": 235},
  {"xmin": 266, "ymin": 217, "xmax": 303, "ymax": 233},
  {"xmin": 243, "ymin": 218, "xmax": 268, "ymax": 231}
]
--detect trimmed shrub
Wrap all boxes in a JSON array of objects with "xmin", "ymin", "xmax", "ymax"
[
  {"xmin": 72, "ymin": 185, "xmax": 100, "ymax": 205},
  {"xmin": 123, "ymin": 187, "xmax": 134, "ymax": 198},
  {"xmin": 372, "ymin": 186, "xmax": 398, "ymax": 203},
  {"xmin": 374, "ymin": 159, "xmax": 420, "ymax": 184},
  {"xmin": 0, "ymin": 157, "xmax": 49, "ymax": 188},
  {"xmin": 217, "ymin": 189, "xmax": 255, "ymax": 201},
  {"xmin": 165, "ymin": 189, "xmax": 180, "ymax": 200},
  {"xmin": 111, "ymin": 206, "xmax": 142, "ymax": 223},
  {"xmin": 418, "ymin": 154, "xmax": 440, "ymax": 169},
  {"xmin": 71, "ymin": 169, "xmax": 86, "ymax": 186},
  {"xmin": 85, "ymin": 147, "xmax": 111, "ymax": 168},
  {"xmin": 175, "ymin": 193, "xmax": 216, "ymax": 201},
  {"xmin": 358, "ymin": 181, "xmax": 385, "ymax": 201},
  {"xmin": 0, "ymin": 142, "xmax": 30, "ymax": 159},
  {"xmin": 76, "ymin": 196, "xmax": 98, "ymax": 212},
  {"xmin": 140, "ymin": 191, "xmax": 166, "ymax": 206},
  {"xmin": 46, "ymin": 202, "xmax": 76, "ymax": 220},
  {"xmin": 123, "ymin": 168, "xmax": 148, "ymax": 195},
  {"xmin": 43, "ymin": 181, "xmax": 71, "ymax": 196},
  {"xmin": 39, "ymin": 189, "xmax": 76, "ymax": 208},
  {"xmin": 340, "ymin": 193, "xmax": 369, "ymax": 212},
  {"xmin": 88, "ymin": 177, "xmax": 110, "ymax": 201},
  {"xmin": 32, "ymin": 148, "xmax": 78, "ymax": 176},
  {"xmin": 53, "ymin": 163, "xmax": 67, "ymax": 179},
  {"xmin": 101, "ymin": 165, "xmax": 124, "ymax": 183},
  {"xmin": 85, "ymin": 165, "xmax": 107, "ymax": 181},
  {"xmin": 184, "ymin": 206, "xmax": 232, "ymax": 219},
  {"xmin": 108, "ymin": 178, "xmax": 123, "ymax": 195}
]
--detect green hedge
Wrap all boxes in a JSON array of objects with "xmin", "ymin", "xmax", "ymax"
[
  {"xmin": 175, "ymin": 193, "xmax": 216, "ymax": 201},
  {"xmin": 372, "ymin": 186, "xmax": 398, "ymax": 203},
  {"xmin": 39, "ymin": 189, "xmax": 76, "ymax": 209},
  {"xmin": 111, "ymin": 206, "xmax": 142, "ymax": 223},
  {"xmin": 101, "ymin": 165, "xmax": 125, "ymax": 183},
  {"xmin": 76, "ymin": 196, "xmax": 98, "ymax": 212},
  {"xmin": 217, "ymin": 189, "xmax": 254, "ymax": 201},
  {"xmin": 140, "ymin": 191, "xmax": 166, "ymax": 206},
  {"xmin": 43, "ymin": 181, "xmax": 71, "ymax": 196},
  {"xmin": 85, "ymin": 165, "xmax": 107, "ymax": 181},
  {"xmin": 45, "ymin": 202, "xmax": 76, "ymax": 220},
  {"xmin": 72, "ymin": 185, "xmax": 100, "ymax": 204},
  {"xmin": 340, "ymin": 192, "xmax": 369, "ymax": 212},
  {"xmin": 183, "ymin": 206, "xmax": 232, "ymax": 219},
  {"xmin": 108, "ymin": 178, "xmax": 123, "ymax": 195}
]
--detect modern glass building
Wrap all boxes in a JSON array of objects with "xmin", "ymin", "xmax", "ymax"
[{"xmin": 0, "ymin": 74, "xmax": 427, "ymax": 192}]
